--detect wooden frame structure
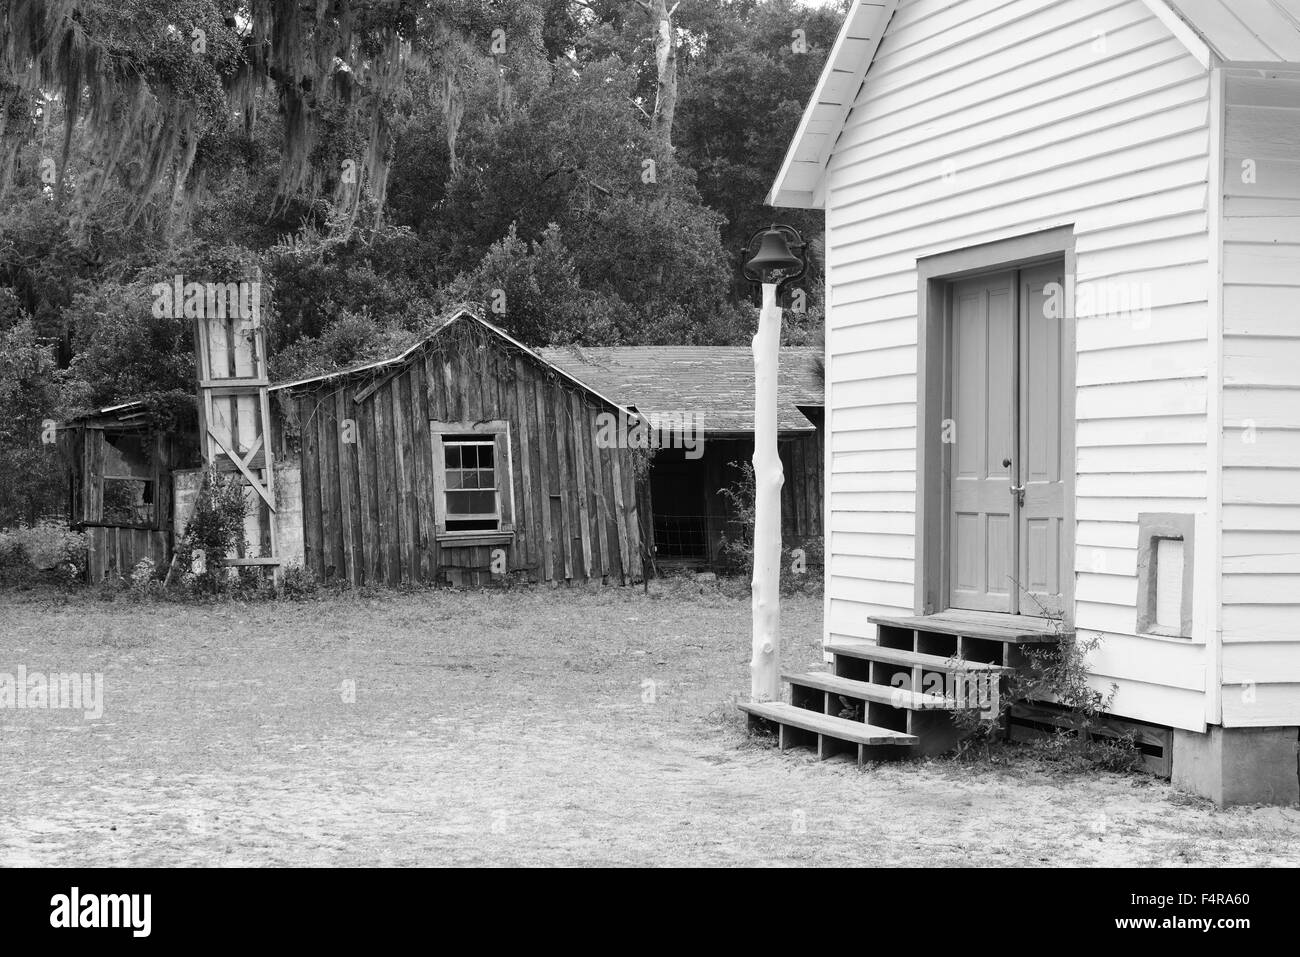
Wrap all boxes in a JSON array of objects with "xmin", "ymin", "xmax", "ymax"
[
  {"xmin": 57, "ymin": 401, "xmax": 199, "ymax": 581},
  {"xmin": 193, "ymin": 298, "xmax": 281, "ymax": 577}
]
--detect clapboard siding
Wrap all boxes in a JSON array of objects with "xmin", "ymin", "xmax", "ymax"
[
  {"xmin": 1218, "ymin": 71, "xmax": 1300, "ymax": 725},
  {"xmin": 283, "ymin": 322, "xmax": 643, "ymax": 587},
  {"xmin": 822, "ymin": 0, "xmax": 1214, "ymax": 729}
]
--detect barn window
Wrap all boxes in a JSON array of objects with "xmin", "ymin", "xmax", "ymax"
[
  {"xmin": 100, "ymin": 432, "xmax": 157, "ymax": 528},
  {"xmin": 430, "ymin": 420, "xmax": 515, "ymax": 542},
  {"xmin": 443, "ymin": 439, "xmax": 500, "ymax": 529}
]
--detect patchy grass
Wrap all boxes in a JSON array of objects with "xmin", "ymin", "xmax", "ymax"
[{"xmin": 1, "ymin": 583, "xmax": 1298, "ymax": 867}]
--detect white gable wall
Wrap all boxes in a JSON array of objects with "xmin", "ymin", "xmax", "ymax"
[
  {"xmin": 1219, "ymin": 70, "xmax": 1300, "ymax": 727},
  {"xmin": 823, "ymin": 0, "xmax": 1216, "ymax": 730}
]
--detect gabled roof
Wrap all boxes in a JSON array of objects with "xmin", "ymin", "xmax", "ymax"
[
  {"xmin": 269, "ymin": 308, "xmax": 636, "ymax": 418},
  {"xmin": 62, "ymin": 399, "xmax": 148, "ymax": 423},
  {"xmin": 1164, "ymin": 0, "xmax": 1300, "ymax": 63},
  {"xmin": 768, "ymin": 0, "xmax": 1300, "ymax": 209},
  {"xmin": 767, "ymin": 0, "xmax": 899, "ymax": 210},
  {"xmin": 538, "ymin": 346, "xmax": 824, "ymax": 435},
  {"xmin": 59, "ymin": 398, "xmax": 183, "ymax": 428}
]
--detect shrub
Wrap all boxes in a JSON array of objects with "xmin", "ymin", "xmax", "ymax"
[
  {"xmin": 0, "ymin": 521, "xmax": 88, "ymax": 585},
  {"xmin": 128, "ymin": 557, "xmax": 159, "ymax": 601},
  {"xmin": 278, "ymin": 563, "xmax": 319, "ymax": 600},
  {"xmin": 951, "ymin": 627, "xmax": 1142, "ymax": 773},
  {"xmin": 177, "ymin": 469, "xmax": 249, "ymax": 593},
  {"xmin": 716, "ymin": 460, "xmax": 823, "ymax": 595}
]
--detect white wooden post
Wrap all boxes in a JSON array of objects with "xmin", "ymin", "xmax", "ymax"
[{"xmin": 751, "ymin": 281, "xmax": 784, "ymax": 702}]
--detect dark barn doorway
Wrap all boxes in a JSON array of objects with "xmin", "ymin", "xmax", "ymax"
[{"xmin": 649, "ymin": 449, "xmax": 710, "ymax": 567}]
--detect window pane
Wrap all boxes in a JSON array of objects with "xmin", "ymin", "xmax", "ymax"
[
  {"xmin": 478, "ymin": 469, "xmax": 495, "ymax": 490},
  {"xmin": 446, "ymin": 490, "xmax": 497, "ymax": 517},
  {"xmin": 460, "ymin": 469, "xmax": 478, "ymax": 489},
  {"xmin": 446, "ymin": 469, "xmax": 462, "ymax": 490},
  {"xmin": 479, "ymin": 444, "xmax": 494, "ymax": 468},
  {"xmin": 445, "ymin": 445, "xmax": 460, "ymax": 468},
  {"xmin": 462, "ymin": 444, "xmax": 477, "ymax": 468},
  {"xmin": 102, "ymin": 479, "xmax": 156, "ymax": 526}
]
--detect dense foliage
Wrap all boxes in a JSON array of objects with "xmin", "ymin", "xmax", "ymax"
[{"xmin": 0, "ymin": 0, "xmax": 842, "ymax": 522}]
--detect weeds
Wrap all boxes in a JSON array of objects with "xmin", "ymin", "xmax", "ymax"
[
  {"xmin": 176, "ymin": 469, "xmax": 249, "ymax": 595},
  {"xmin": 715, "ymin": 459, "xmax": 824, "ymax": 595},
  {"xmin": 949, "ymin": 616, "xmax": 1143, "ymax": 773},
  {"xmin": 0, "ymin": 520, "xmax": 88, "ymax": 586}
]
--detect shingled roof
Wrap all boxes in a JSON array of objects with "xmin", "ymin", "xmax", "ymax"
[{"xmin": 538, "ymin": 346, "xmax": 824, "ymax": 435}]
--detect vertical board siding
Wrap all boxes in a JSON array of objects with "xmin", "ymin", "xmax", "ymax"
[
  {"xmin": 533, "ymin": 377, "xmax": 558, "ymax": 582},
  {"xmin": 335, "ymin": 389, "xmax": 358, "ymax": 585},
  {"xmin": 85, "ymin": 527, "xmax": 169, "ymax": 582},
  {"xmin": 319, "ymin": 390, "xmax": 343, "ymax": 580},
  {"xmin": 823, "ymin": 0, "xmax": 1214, "ymax": 730},
  {"xmin": 285, "ymin": 322, "xmax": 641, "ymax": 587},
  {"xmin": 1219, "ymin": 71, "xmax": 1300, "ymax": 726},
  {"xmin": 300, "ymin": 396, "xmax": 323, "ymax": 579}
]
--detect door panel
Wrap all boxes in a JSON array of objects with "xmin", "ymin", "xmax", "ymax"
[
  {"xmin": 1018, "ymin": 263, "xmax": 1068, "ymax": 617},
  {"xmin": 948, "ymin": 273, "xmax": 1016, "ymax": 612}
]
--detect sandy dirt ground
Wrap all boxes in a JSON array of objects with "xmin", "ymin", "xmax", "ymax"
[{"xmin": 2, "ymin": 583, "xmax": 1298, "ymax": 867}]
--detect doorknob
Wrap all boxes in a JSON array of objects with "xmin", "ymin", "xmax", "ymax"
[
  {"xmin": 1011, "ymin": 483, "xmax": 1026, "ymax": 507},
  {"xmin": 1002, "ymin": 458, "xmax": 1012, "ymax": 469}
]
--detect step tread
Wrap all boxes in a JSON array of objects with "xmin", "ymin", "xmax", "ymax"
[
  {"xmin": 783, "ymin": 671, "xmax": 960, "ymax": 710},
  {"xmin": 740, "ymin": 701, "xmax": 918, "ymax": 745},
  {"xmin": 869, "ymin": 612, "xmax": 1067, "ymax": 644},
  {"xmin": 827, "ymin": 640, "xmax": 1013, "ymax": 674}
]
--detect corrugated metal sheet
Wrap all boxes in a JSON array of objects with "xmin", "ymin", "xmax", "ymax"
[
  {"xmin": 1166, "ymin": 0, "xmax": 1300, "ymax": 62},
  {"xmin": 539, "ymin": 347, "xmax": 824, "ymax": 434}
]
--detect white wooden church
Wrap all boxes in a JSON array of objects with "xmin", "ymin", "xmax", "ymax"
[{"xmin": 762, "ymin": 0, "xmax": 1300, "ymax": 805}]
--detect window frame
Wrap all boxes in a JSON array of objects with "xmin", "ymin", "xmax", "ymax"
[
  {"xmin": 1136, "ymin": 512, "xmax": 1196, "ymax": 640},
  {"xmin": 429, "ymin": 420, "xmax": 515, "ymax": 545},
  {"xmin": 81, "ymin": 427, "xmax": 162, "ymax": 530}
]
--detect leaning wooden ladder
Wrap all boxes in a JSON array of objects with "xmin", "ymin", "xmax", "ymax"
[{"xmin": 193, "ymin": 303, "xmax": 281, "ymax": 583}]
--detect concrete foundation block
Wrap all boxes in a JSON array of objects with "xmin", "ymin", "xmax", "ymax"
[{"xmin": 1172, "ymin": 725, "xmax": 1300, "ymax": 807}]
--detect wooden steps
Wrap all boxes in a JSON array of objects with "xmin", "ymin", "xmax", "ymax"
[
  {"xmin": 741, "ymin": 611, "xmax": 1064, "ymax": 763},
  {"xmin": 741, "ymin": 701, "xmax": 917, "ymax": 765},
  {"xmin": 782, "ymin": 671, "xmax": 960, "ymax": 711},
  {"xmin": 825, "ymin": 640, "xmax": 1013, "ymax": 675},
  {"xmin": 741, "ymin": 702, "xmax": 917, "ymax": 745}
]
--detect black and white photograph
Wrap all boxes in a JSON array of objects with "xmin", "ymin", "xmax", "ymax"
[{"xmin": 0, "ymin": 0, "xmax": 1296, "ymax": 921}]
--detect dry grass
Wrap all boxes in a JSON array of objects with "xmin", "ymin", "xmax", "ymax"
[{"xmin": 2, "ymin": 582, "xmax": 1298, "ymax": 867}]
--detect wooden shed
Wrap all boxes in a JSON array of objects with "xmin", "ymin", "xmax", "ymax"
[
  {"xmin": 540, "ymin": 346, "xmax": 825, "ymax": 571},
  {"xmin": 270, "ymin": 310, "xmax": 646, "ymax": 587},
  {"xmin": 58, "ymin": 400, "xmax": 199, "ymax": 581},
  {"xmin": 765, "ymin": 0, "xmax": 1300, "ymax": 803}
]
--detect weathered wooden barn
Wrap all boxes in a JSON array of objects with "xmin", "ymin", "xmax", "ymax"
[
  {"xmin": 60, "ymin": 307, "xmax": 827, "ymax": 587},
  {"xmin": 539, "ymin": 346, "xmax": 825, "ymax": 571},
  {"xmin": 756, "ymin": 0, "xmax": 1300, "ymax": 804},
  {"xmin": 268, "ymin": 310, "xmax": 647, "ymax": 587},
  {"xmin": 57, "ymin": 401, "xmax": 199, "ymax": 581}
]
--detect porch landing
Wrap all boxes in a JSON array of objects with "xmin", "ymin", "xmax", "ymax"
[{"xmin": 868, "ymin": 610, "xmax": 1070, "ymax": 644}]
